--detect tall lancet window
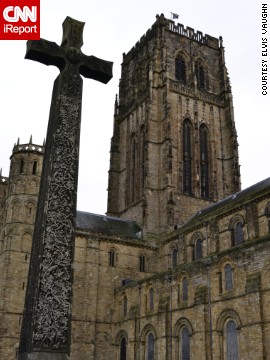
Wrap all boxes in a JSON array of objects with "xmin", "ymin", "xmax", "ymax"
[
  {"xmin": 200, "ymin": 124, "xmax": 209, "ymax": 199},
  {"xmin": 147, "ymin": 333, "xmax": 155, "ymax": 360},
  {"xmin": 195, "ymin": 61, "xmax": 205, "ymax": 90},
  {"xmin": 175, "ymin": 55, "xmax": 186, "ymax": 83},
  {"xmin": 226, "ymin": 320, "xmax": 238, "ymax": 359},
  {"xmin": 139, "ymin": 125, "xmax": 146, "ymax": 196},
  {"xmin": 183, "ymin": 119, "xmax": 192, "ymax": 195},
  {"xmin": 130, "ymin": 133, "xmax": 136, "ymax": 203},
  {"xmin": 181, "ymin": 326, "xmax": 190, "ymax": 360},
  {"xmin": 120, "ymin": 336, "xmax": 127, "ymax": 360}
]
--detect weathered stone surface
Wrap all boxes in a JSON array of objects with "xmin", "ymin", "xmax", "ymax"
[{"xmin": 18, "ymin": 16, "xmax": 112, "ymax": 358}]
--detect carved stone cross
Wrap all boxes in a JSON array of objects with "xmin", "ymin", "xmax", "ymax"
[{"xmin": 18, "ymin": 17, "xmax": 112, "ymax": 359}]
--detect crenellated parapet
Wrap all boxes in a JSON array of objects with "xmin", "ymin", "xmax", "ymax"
[
  {"xmin": 123, "ymin": 13, "xmax": 221, "ymax": 64},
  {"xmin": 168, "ymin": 20, "xmax": 221, "ymax": 49},
  {"xmin": 11, "ymin": 138, "xmax": 44, "ymax": 157}
]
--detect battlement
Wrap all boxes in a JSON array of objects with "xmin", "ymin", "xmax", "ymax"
[
  {"xmin": 123, "ymin": 14, "xmax": 222, "ymax": 63},
  {"xmin": 12, "ymin": 143, "xmax": 44, "ymax": 154},
  {"xmin": 11, "ymin": 137, "xmax": 44, "ymax": 157},
  {"xmin": 168, "ymin": 21, "xmax": 221, "ymax": 49}
]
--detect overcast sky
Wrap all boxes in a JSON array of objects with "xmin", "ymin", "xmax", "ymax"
[{"xmin": 0, "ymin": 0, "xmax": 269, "ymax": 215}]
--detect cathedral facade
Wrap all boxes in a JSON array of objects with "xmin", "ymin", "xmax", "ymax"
[{"xmin": 1, "ymin": 14, "xmax": 270, "ymax": 359}]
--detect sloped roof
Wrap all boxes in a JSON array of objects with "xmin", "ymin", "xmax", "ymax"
[
  {"xmin": 182, "ymin": 177, "xmax": 270, "ymax": 230},
  {"xmin": 76, "ymin": 210, "xmax": 142, "ymax": 239}
]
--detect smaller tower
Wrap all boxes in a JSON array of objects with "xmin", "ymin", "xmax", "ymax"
[{"xmin": 0, "ymin": 138, "xmax": 44, "ymax": 359}]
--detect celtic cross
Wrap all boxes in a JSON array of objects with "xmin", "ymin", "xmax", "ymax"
[{"xmin": 18, "ymin": 17, "xmax": 112, "ymax": 359}]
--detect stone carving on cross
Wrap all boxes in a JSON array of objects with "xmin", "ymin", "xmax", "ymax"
[{"xmin": 18, "ymin": 17, "xmax": 112, "ymax": 359}]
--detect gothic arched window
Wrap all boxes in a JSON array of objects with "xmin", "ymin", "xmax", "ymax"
[
  {"xmin": 147, "ymin": 333, "xmax": 155, "ymax": 360},
  {"xmin": 120, "ymin": 336, "xmax": 127, "ymax": 360},
  {"xmin": 129, "ymin": 133, "xmax": 136, "ymax": 203},
  {"xmin": 200, "ymin": 124, "xmax": 209, "ymax": 199},
  {"xmin": 139, "ymin": 254, "xmax": 145, "ymax": 272},
  {"xmin": 175, "ymin": 55, "xmax": 186, "ymax": 83},
  {"xmin": 130, "ymin": 134, "xmax": 136, "ymax": 200},
  {"xmin": 195, "ymin": 238, "xmax": 203, "ymax": 259},
  {"xmin": 226, "ymin": 320, "xmax": 238, "ymax": 360},
  {"xmin": 233, "ymin": 222, "xmax": 244, "ymax": 246},
  {"xmin": 224, "ymin": 264, "xmax": 233, "ymax": 291},
  {"xmin": 139, "ymin": 125, "xmax": 146, "ymax": 196},
  {"xmin": 195, "ymin": 61, "xmax": 205, "ymax": 90},
  {"xmin": 181, "ymin": 326, "xmax": 190, "ymax": 360},
  {"xmin": 183, "ymin": 119, "xmax": 193, "ymax": 195},
  {"xmin": 172, "ymin": 248, "xmax": 178, "ymax": 268},
  {"xmin": 182, "ymin": 277, "xmax": 188, "ymax": 302}
]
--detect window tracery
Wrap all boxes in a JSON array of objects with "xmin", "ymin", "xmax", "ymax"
[
  {"xmin": 195, "ymin": 61, "xmax": 205, "ymax": 90},
  {"xmin": 175, "ymin": 55, "xmax": 186, "ymax": 83},
  {"xmin": 199, "ymin": 124, "xmax": 209, "ymax": 199}
]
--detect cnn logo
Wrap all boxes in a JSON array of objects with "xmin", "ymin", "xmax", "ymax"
[
  {"xmin": 0, "ymin": 0, "xmax": 40, "ymax": 40},
  {"xmin": 3, "ymin": 6, "xmax": 37, "ymax": 22}
]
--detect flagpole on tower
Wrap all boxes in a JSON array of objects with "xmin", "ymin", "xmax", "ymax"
[{"xmin": 171, "ymin": 12, "xmax": 179, "ymax": 20}]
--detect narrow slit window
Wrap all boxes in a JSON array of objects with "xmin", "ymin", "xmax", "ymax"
[
  {"xmin": 32, "ymin": 161, "xmax": 37, "ymax": 175},
  {"xmin": 225, "ymin": 264, "xmax": 233, "ymax": 291},
  {"xmin": 109, "ymin": 250, "xmax": 115, "ymax": 267},
  {"xmin": 139, "ymin": 254, "xmax": 145, "ymax": 272},
  {"xmin": 19, "ymin": 159, "xmax": 24, "ymax": 174},
  {"xmin": 172, "ymin": 248, "xmax": 178, "ymax": 268},
  {"xmin": 123, "ymin": 296, "xmax": 128, "ymax": 317},
  {"xmin": 149, "ymin": 288, "xmax": 154, "ymax": 311},
  {"xmin": 183, "ymin": 119, "xmax": 192, "ymax": 195}
]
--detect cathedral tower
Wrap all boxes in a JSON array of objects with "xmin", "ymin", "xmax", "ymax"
[
  {"xmin": 0, "ymin": 138, "xmax": 44, "ymax": 358},
  {"xmin": 107, "ymin": 14, "xmax": 240, "ymax": 238}
]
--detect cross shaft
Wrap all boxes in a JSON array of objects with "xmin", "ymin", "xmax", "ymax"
[{"xmin": 18, "ymin": 16, "xmax": 112, "ymax": 359}]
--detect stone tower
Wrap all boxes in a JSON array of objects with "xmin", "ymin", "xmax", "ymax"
[
  {"xmin": 107, "ymin": 14, "xmax": 240, "ymax": 238},
  {"xmin": 0, "ymin": 138, "xmax": 44, "ymax": 359}
]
